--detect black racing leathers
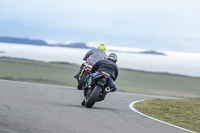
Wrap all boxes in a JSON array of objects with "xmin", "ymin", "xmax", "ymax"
[{"xmin": 91, "ymin": 59, "xmax": 118, "ymax": 81}]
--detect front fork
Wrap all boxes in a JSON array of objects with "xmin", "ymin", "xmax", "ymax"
[{"xmin": 79, "ymin": 66, "xmax": 85, "ymax": 77}]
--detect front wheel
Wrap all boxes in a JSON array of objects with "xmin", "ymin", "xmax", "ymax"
[
  {"xmin": 77, "ymin": 72, "xmax": 90, "ymax": 90},
  {"xmin": 85, "ymin": 85, "xmax": 102, "ymax": 108}
]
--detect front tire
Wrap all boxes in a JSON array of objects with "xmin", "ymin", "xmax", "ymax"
[
  {"xmin": 85, "ymin": 85, "xmax": 102, "ymax": 108},
  {"xmin": 77, "ymin": 72, "xmax": 90, "ymax": 90}
]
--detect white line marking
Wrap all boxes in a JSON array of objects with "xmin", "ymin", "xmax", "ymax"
[{"xmin": 129, "ymin": 100, "xmax": 197, "ymax": 133}]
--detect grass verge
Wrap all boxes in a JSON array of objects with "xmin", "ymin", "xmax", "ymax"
[
  {"xmin": 117, "ymin": 68, "xmax": 200, "ymax": 98},
  {"xmin": 135, "ymin": 99, "xmax": 200, "ymax": 132},
  {"xmin": 0, "ymin": 57, "xmax": 78, "ymax": 86}
]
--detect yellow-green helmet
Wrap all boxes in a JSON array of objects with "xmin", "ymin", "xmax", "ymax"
[{"xmin": 98, "ymin": 44, "xmax": 106, "ymax": 52}]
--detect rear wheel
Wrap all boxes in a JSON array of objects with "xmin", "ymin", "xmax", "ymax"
[
  {"xmin": 77, "ymin": 72, "xmax": 90, "ymax": 90},
  {"xmin": 85, "ymin": 85, "xmax": 102, "ymax": 108}
]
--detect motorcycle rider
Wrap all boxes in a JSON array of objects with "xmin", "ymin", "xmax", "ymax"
[
  {"xmin": 86, "ymin": 53, "xmax": 118, "ymax": 92},
  {"xmin": 74, "ymin": 44, "xmax": 107, "ymax": 79}
]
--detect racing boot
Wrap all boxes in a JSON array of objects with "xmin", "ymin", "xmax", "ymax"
[
  {"xmin": 81, "ymin": 98, "xmax": 85, "ymax": 106},
  {"xmin": 74, "ymin": 73, "xmax": 79, "ymax": 79}
]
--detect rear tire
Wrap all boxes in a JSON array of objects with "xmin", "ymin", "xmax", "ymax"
[
  {"xmin": 77, "ymin": 72, "xmax": 90, "ymax": 90},
  {"xmin": 85, "ymin": 85, "xmax": 102, "ymax": 108}
]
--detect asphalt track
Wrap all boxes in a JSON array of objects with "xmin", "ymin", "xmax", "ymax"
[{"xmin": 0, "ymin": 80, "xmax": 194, "ymax": 133}]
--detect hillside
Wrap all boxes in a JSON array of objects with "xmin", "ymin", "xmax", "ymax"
[
  {"xmin": 0, "ymin": 36, "xmax": 166, "ymax": 55},
  {"xmin": 0, "ymin": 36, "xmax": 91, "ymax": 49}
]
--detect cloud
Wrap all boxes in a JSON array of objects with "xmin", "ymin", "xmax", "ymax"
[{"xmin": 1, "ymin": 0, "xmax": 200, "ymax": 52}]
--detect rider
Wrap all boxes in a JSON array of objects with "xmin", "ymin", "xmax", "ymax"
[
  {"xmin": 83, "ymin": 44, "xmax": 107, "ymax": 66},
  {"xmin": 74, "ymin": 44, "xmax": 107, "ymax": 79},
  {"xmin": 87, "ymin": 53, "xmax": 118, "ymax": 92}
]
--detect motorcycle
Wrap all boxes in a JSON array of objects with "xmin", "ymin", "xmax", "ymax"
[
  {"xmin": 81, "ymin": 71, "xmax": 112, "ymax": 108},
  {"xmin": 77, "ymin": 63, "xmax": 92, "ymax": 90}
]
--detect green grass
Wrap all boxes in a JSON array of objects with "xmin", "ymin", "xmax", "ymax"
[
  {"xmin": 135, "ymin": 99, "xmax": 200, "ymax": 133},
  {"xmin": 0, "ymin": 56, "xmax": 200, "ymax": 98},
  {"xmin": 0, "ymin": 57, "xmax": 78, "ymax": 86},
  {"xmin": 116, "ymin": 69, "xmax": 200, "ymax": 98}
]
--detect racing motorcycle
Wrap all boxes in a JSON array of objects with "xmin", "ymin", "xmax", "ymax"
[
  {"xmin": 77, "ymin": 63, "xmax": 92, "ymax": 90},
  {"xmin": 81, "ymin": 71, "xmax": 113, "ymax": 108}
]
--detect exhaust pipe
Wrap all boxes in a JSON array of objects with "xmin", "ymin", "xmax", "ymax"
[{"xmin": 105, "ymin": 87, "xmax": 110, "ymax": 92}]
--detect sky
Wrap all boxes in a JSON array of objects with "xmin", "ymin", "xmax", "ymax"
[{"xmin": 0, "ymin": 0, "xmax": 200, "ymax": 53}]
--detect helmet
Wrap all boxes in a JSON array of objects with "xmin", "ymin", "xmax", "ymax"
[
  {"xmin": 107, "ymin": 53, "xmax": 117, "ymax": 63},
  {"xmin": 98, "ymin": 44, "xmax": 106, "ymax": 52}
]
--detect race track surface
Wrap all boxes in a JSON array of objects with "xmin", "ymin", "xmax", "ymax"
[{"xmin": 0, "ymin": 80, "xmax": 191, "ymax": 133}]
